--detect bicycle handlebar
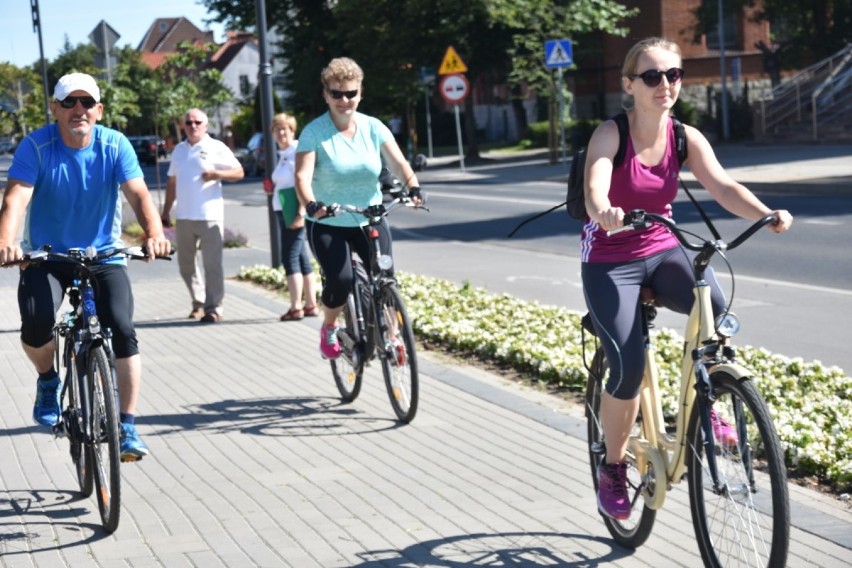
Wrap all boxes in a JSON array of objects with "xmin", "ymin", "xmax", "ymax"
[
  {"xmin": 326, "ymin": 193, "xmax": 430, "ymax": 220},
  {"xmin": 1, "ymin": 245, "xmax": 175, "ymax": 268},
  {"xmin": 613, "ymin": 210, "xmax": 778, "ymax": 252}
]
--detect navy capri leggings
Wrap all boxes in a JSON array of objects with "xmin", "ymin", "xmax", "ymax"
[{"xmin": 581, "ymin": 246, "xmax": 726, "ymax": 400}]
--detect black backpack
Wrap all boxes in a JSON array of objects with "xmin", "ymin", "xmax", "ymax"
[
  {"xmin": 508, "ymin": 113, "xmax": 690, "ymax": 237},
  {"xmin": 566, "ymin": 112, "xmax": 688, "ymax": 219}
]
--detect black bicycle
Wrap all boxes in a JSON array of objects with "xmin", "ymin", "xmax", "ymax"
[
  {"xmin": 7, "ymin": 245, "xmax": 171, "ymax": 533},
  {"xmin": 325, "ymin": 172, "xmax": 427, "ymax": 423}
]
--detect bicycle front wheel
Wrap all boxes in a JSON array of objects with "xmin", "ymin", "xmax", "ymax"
[
  {"xmin": 377, "ymin": 285, "xmax": 419, "ymax": 423},
  {"xmin": 331, "ymin": 293, "xmax": 364, "ymax": 402},
  {"xmin": 585, "ymin": 349, "xmax": 656, "ymax": 548},
  {"xmin": 88, "ymin": 345, "xmax": 121, "ymax": 533},
  {"xmin": 686, "ymin": 370, "xmax": 789, "ymax": 567}
]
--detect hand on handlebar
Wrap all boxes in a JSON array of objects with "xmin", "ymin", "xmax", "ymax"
[
  {"xmin": 597, "ymin": 206, "xmax": 626, "ymax": 233},
  {"xmin": 407, "ymin": 187, "xmax": 426, "ymax": 206},
  {"xmin": 767, "ymin": 209, "xmax": 793, "ymax": 233},
  {"xmin": 143, "ymin": 235, "xmax": 174, "ymax": 261},
  {"xmin": 0, "ymin": 244, "xmax": 24, "ymax": 267},
  {"xmin": 306, "ymin": 200, "xmax": 333, "ymax": 219}
]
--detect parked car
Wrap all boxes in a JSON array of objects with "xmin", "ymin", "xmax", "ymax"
[
  {"xmin": 127, "ymin": 135, "xmax": 167, "ymax": 165},
  {"xmin": 236, "ymin": 132, "xmax": 265, "ymax": 176}
]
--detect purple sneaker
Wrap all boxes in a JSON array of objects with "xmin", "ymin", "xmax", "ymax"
[
  {"xmin": 597, "ymin": 461, "xmax": 631, "ymax": 520},
  {"xmin": 710, "ymin": 409, "xmax": 739, "ymax": 446},
  {"xmin": 320, "ymin": 324, "xmax": 341, "ymax": 359}
]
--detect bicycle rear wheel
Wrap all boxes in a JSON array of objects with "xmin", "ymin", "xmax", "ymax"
[
  {"xmin": 686, "ymin": 370, "xmax": 789, "ymax": 567},
  {"xmin": 585, "ymin": 349, "xmax": 656, "ymax": 548},
  {"xmin": 88, "ymin": 345, "xmax": 121, "ymax": 533},
  {"xmin": 331, "ymin": 293, "xmax": 364, "ymax": 402},
  {"xmin": 61, "ymin": 330, "xmax": 94, "ymax": 497},
  {"xmin": 377, "ymin": 285, "xmax": 419, "ymax": 423}
]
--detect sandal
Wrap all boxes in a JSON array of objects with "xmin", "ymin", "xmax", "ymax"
[
  {"xmin": 280, "ymin": 307, "xmax": 304, "ymax": 321},
  {"xmin": 303, "ymin": 305, "xmax": 320, "ymax": 317}
]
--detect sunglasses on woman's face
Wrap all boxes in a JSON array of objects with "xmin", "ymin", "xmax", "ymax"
[
  {"xmin": 329, "ymin": 89, "xmax": 358, "ymax": 100},
  {"xmin": 629, "ymin": 67, "xmax": 684, "ymax": 87},
  {"xmin": 58, "ymin": 96, "xmax": 98, "ymax": 109}
]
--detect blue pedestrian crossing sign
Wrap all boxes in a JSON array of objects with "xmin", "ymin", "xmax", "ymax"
[{"xmin": 545, "ymin": 39, "xmax": 574, "ymax": 68}]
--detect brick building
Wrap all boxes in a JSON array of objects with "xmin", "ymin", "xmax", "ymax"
[{"xmin": 571, "ymin": 0, "xmax": 774, "ymax": 120}]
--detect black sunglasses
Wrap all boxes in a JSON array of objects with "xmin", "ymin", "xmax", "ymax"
[
  {"xmin": 329, "ymin": 89, "xmax": 358, "ymax": 100},
  {"xmin": 185, "ymin": 120, "xmax": 204, "ymax": 126},
  {"xmin": 628, "ymin": 67, "xmax": 684, "ymax": 87},
  {"xmin": 58, "ymin": 96, "xmax": 98, "ymax": 109}
]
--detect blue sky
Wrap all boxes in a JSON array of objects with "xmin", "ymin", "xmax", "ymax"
[{"xmin": 2, "ymin": 0, "xmax": 228, "ymax": 67}]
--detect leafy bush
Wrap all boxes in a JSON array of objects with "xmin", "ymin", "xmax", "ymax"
[{"xmin": 237, "ymin": 264, "xmax": 852, "ymax": 490}]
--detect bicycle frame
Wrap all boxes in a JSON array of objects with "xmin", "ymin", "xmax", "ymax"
[
  {"xmin": 340, "ymin": 216, "xmax": 400, "ymax": 364},
  {"xmin": 56, "ymin": 271, "xmax": 116, "ymax": 443},
  {"xmin": 622, "ymin": 217, "xmax": 766, "ymax": 510}
]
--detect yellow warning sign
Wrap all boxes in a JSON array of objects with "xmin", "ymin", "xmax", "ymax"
[{"xmin": 438, "ymin": 46, "xmax": 468, "ymax": 75}]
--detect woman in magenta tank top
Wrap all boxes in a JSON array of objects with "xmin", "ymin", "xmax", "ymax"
[{"xmin": 581, "ymin": 37, "xmax": 794, "ymax": 521}]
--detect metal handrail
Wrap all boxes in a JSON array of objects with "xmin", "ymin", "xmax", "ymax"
[
  {"xmin": 759, "ymin": 44, "xmax": 852, "ymax": 139},
  {"xmin": 811, "ymin": 66, "xmax": 852, "ymax": 139}
]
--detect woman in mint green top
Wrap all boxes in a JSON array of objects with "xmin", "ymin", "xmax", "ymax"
[{"xmin": 295, "ymin": 57, "xmax": 424, "ymax": 360}]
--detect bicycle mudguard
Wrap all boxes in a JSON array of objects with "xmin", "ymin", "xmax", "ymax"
[{"xmin": 708, "ymin": 362, "xmax": 752, "ymax": 381}]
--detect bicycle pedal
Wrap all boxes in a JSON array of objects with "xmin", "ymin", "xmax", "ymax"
[
  {"xmin": 120, "ymin": 455, "xmax": 142, "ymax": 463},
  {"xmin": 52, "ymin": 422, "xmax": 67, "ymax": 438}
]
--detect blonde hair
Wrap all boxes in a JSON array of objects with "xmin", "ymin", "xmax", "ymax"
[
  {"xmin": 321, "ymin": 57, "xmax": 364, "ymax": 89},
  {"xmin": 270, "ymin": 112, "xmax": 297, "ymax": 133},
  {"xmin": 621, "ymin": 37, "xmax": 681, "ymax": 77}
]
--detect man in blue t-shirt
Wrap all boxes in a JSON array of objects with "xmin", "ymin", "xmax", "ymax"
[{"xmin": 0, "ymin": 73, "xmax": 172, "ymax": 461}]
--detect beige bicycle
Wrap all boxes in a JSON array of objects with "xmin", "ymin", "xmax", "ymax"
[{"xmin": 584, "ymin": 210, "xmax": 790, "ymax": 567}]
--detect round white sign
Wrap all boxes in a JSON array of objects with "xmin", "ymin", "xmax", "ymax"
[{"xmin": 439, "ymin": 73, "xmax": 469, "ymax": 104}]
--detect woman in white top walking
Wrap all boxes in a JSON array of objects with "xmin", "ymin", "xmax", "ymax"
[{"xmin": 268, "ymin": 113, "xmax": 319, "ymax": 321}]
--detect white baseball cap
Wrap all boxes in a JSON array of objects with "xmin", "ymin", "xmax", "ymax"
[{"xmin": 53, "ymin": 73, "xmax": 101, "ymax": 102}]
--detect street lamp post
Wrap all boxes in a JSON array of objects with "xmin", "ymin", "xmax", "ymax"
[
  {"xmin": 718, "ymin": 0, "xmax": 730, "ymax": 141},
  {"xmin": 30, "ymin": 0, "xmax": 50, "ymax": 126},
  {"xmin": 255, "ymin": 0, "xmax": 281, "ymax": 268}
]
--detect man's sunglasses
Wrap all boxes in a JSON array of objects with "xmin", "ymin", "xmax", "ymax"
[
  {"xmin": 329, "ymin": 89, "xmax": 358, "ymax": 100},
  {"xmin": 628, "ymin": 67, "xmax": 684, "ymax": 87},
  {"xmin": 185, "ymin": 120, "xmax": 204, "ymax": 126},
  {"xmin": 57, "ymin": 96, "xmax": 98, "ymax": 109}
]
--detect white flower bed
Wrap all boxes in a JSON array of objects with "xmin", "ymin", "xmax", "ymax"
[{"xmin": 238, "ymin": 265, "xmax": 852, "ymax": 488}]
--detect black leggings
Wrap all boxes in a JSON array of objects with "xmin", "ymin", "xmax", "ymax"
[
  {"xmin": 306, "ymin": 219, "xmax": 393, "ymax": 310},
  {"xmin": 581, "ymin": 246, "xmax": 726, "ymax": 400},
  {"xmin": 18, "ymin": 262, "xmax": 138, "ymax": 358}
]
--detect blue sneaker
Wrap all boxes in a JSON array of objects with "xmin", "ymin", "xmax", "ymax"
[
  {"xmin": 33, "ymin": 375, "xmax": 61, "ymax": 427},
  {"xmin": 120, "ymin": 423, "xmax": 149, "ymax": 462}
]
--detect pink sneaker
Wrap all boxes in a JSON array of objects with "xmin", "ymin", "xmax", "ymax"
[
  {"xmin": 597, "ymin": 461, "xmax": 630, "ymax": 520},
  {"xmin": 710, "ymin": 409, "xmax": 739, "ymax": 446},
  {"xmin": 320, "ymin": 324, "xmax": 341, "ymax": 359}
]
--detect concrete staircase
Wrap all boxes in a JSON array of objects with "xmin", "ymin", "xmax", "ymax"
[{"xmin": 754, "ymin": 44, "xmax": 852, "ymax": 142}]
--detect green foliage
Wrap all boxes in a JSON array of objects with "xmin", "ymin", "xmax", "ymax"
[
  {"xmin": 524, "ymin": 121, "xmax": 550, "ymax": 147},
  {"xmin": 238, "ymin": 263, "xmax": 852, "ymax": 489},
  {"xmin": 672, "ymin": 98, "xmax": 699, "ymax": 128},
  {"xmin": 154, "ymin": 41, "xmax": 234, "ymax": 136},
  {"xmin": 198, "ymin": 0, "xmax": 639, "ymax": 152},
  {"xmin": 0, "ymin": 63, "xmax": 42, "ymax": 136}
]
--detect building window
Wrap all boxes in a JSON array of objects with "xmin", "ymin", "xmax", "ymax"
[
  {"xmin": 706, "ymin": 11, "xmax": 740, "ymax": 50},
  {"xmin": 239, "ymin": 75, "xmax": 251, "ymax": 97}
]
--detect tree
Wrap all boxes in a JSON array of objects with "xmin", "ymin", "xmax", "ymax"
[
  {"xmin": 692, "ymin": 0, "xmax": 852, "ymax": 68},
  {"xmin": 198, "ymin": 0, "xmax": 638, "ymax": 160},
  {"xmin": 149, "ymin": 41, "xmax": 234, "ymax": 143},
  {"xmin": 0, "ymin": 63, "xmax": 42, "ymax": 137}
]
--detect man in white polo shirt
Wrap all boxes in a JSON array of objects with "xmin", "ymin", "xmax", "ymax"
[{"xmin": 161, "ymin": 109, "xmax": 244, "ymax": 323}]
